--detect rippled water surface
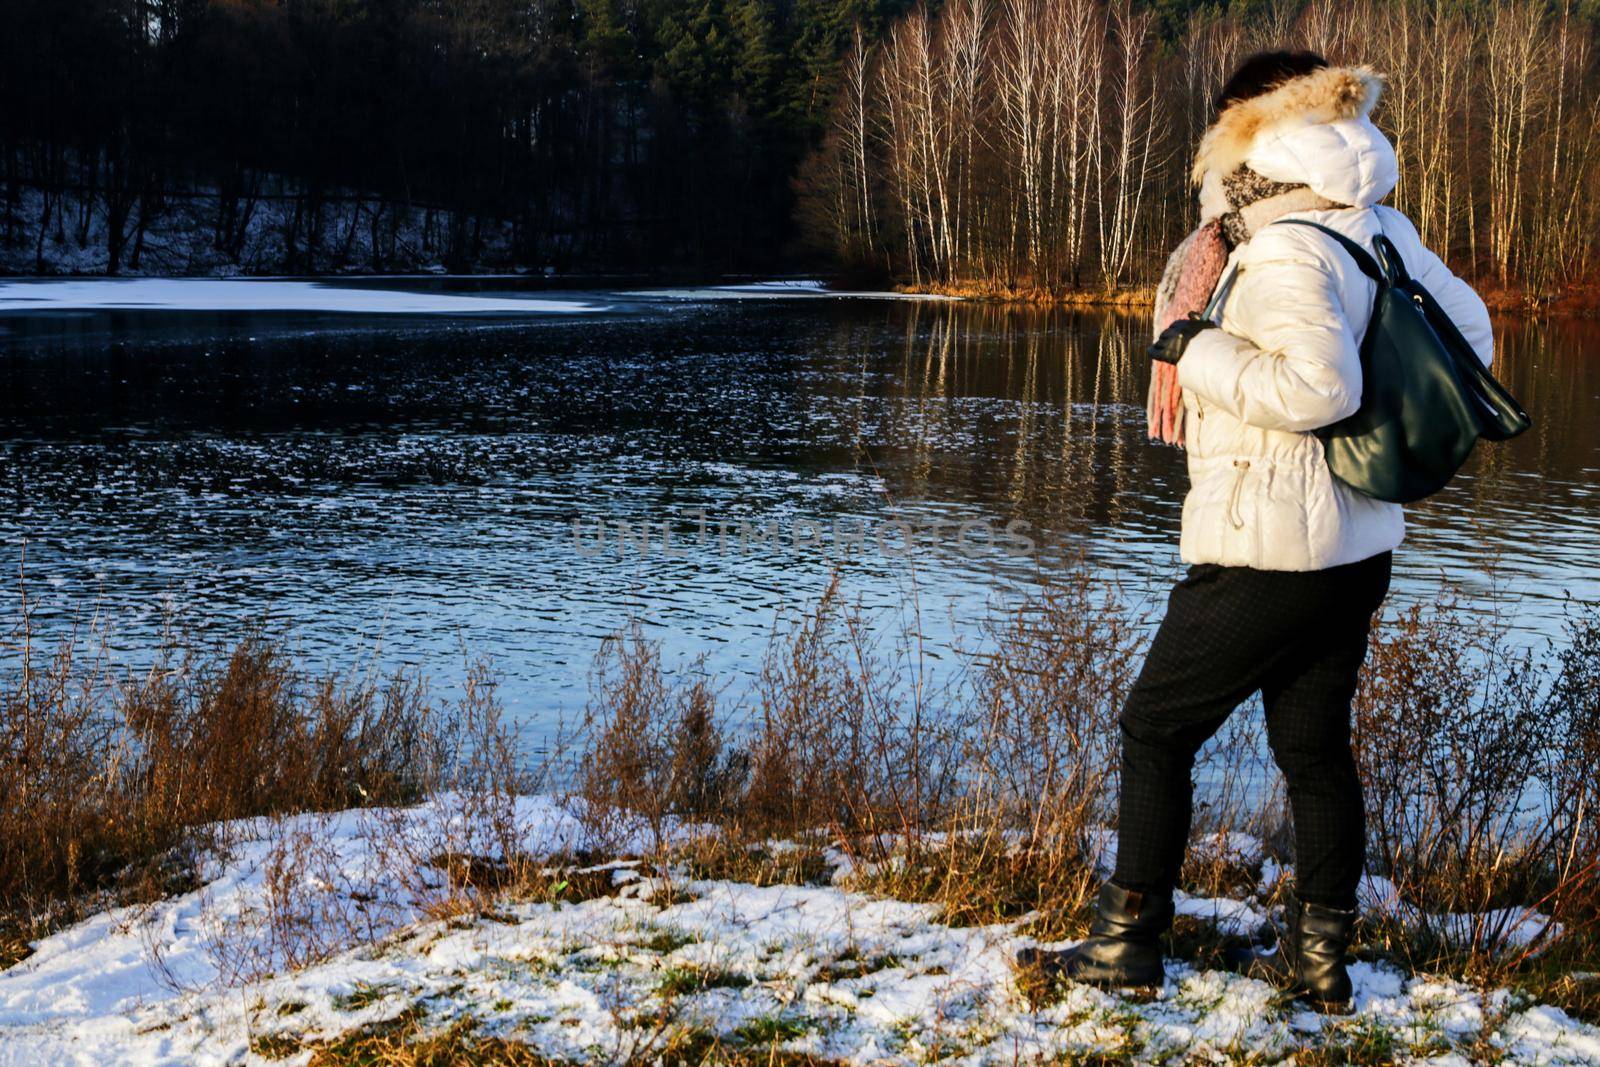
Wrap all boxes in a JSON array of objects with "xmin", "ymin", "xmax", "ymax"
[{"xmin": 2, "ymin": 289, "xmax": 1596, "ymax": 744}]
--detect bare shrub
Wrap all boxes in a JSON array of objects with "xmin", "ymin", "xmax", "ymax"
[
  {"xmin": 191, "ymin": 662, "xmax": 542, "ymax": 981},
  {"xmin": 121, "ymin": 636, "xmax": 442, "ymax": 828},
  {"xmin": 570, "ymin": 575, "xmax": 968, "ymax": 901},
  {"xmin": 360, "ymin": 661, "xmax": 545, "ymax": 925},
  {"xmin": 964, "ymin": 566, "xmax": 1137, "ymax": 850},
  {"xmin": 739, "ymin": 578, "xmax": 954, "ymax": 840},
  {"xmin": 433, "ymin": 660, "xmax": 530, "ymax": 865},
  {"xmin": 192, "ymin": 817, "xmax": 381, "ymax": 985},
  {"xmin": 577, "ymin": 625, "xmax": 735, "ymax": 853},
  {"xmin": 0, "ymin": 617, "xmax": 128, "ymax": 947},
  {"xmin": 1186, "ymin": 707, "xmax": 1284, "ymax": 900},
  {"xmin": 1544, "ymin": 603, "xmax": 1600, "ymax": 947},
  {"xmin": 571, "ymin": 562, "xmax": 1144, "ymax": 935},
  {"xmin": 1353, "ymin": 592, "xmax": 1591, "ymax": 972},
  {"xmin": 927, "ymin": 565, "xmax": 1143, "ymax": 932},
  {"xmin": 0, "ymin": 592, "xmax": 442, "ymax": 963}
]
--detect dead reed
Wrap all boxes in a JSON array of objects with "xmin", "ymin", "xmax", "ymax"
[{"xmin": 0, "ymin": 596, "xmax": 443, "ymax": 966}]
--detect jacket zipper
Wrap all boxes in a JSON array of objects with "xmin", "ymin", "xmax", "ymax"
[{"xmin": 1228, "ymin": 459, "xmax": 1251, "ymax": 529}]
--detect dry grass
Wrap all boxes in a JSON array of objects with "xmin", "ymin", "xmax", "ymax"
[
  {"xmin": 281, "ymin": 1007, "xmax": 844, "ymax": 1066},
  {"xmin": 0, "ymin": 583, "xmax": 446, "ymax": 966},
  {"xmin": 893, "ymin": 280, "xmax": 1157, "ymax": 307},
  {"xmin": 185, "ymin": 662, "xmax": 546, "ymax": 984},
  {"xmin": 577, "ymin": 629, "xmax": 735, "ymax": 853},
  {"xmin": 289, "ymin": 1011, "xmax": 566, "ymax": 1066},
  {"xmin": 572, "ymin": 565, "xmax": 1144, "ymax": 938}
]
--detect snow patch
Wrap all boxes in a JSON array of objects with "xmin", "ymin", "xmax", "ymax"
[
  {"xmin": 1, "ymin": 802, "xmax": 1596, "ymax": 1065},
  {"xmin": 0, "ymin": 278, "xmax": 606, "ymax": 315},
  {"xmin": 1360, "ymin": 874, "xmax": 1562, "ymax": 950}
]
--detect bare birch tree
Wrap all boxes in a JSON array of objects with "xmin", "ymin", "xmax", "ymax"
[
  {"xmin": 1484, "ymin": 0, "xmax": 1547, "ymax": 284},
  {"xmin": 1094, "ymin": 1, "xmax": 1162, "ymax": 288}
]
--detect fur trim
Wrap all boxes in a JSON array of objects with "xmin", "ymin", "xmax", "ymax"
[
  {"xmin": 1198, "ymin": 169, "xmax": 1229, "ymax": 221},
  {"xmin": 1191, "ymin": 66, "xmax": 1383, "ymax": 185}
]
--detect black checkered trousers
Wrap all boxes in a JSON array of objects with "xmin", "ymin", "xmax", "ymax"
[{"xmin": 1111, "ymin": 551, "xmax": 1392, "ymax": 911}]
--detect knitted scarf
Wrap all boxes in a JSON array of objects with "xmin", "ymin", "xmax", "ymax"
[{"xmin": 1146, "ymin": 167, "xmax": 1317, "ymax": 446}]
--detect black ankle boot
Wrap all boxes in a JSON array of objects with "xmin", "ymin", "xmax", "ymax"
[
  {"xmin": 1017, "ymin": 882, "xmax": 1173, "ymax": 991},
  {"xmin": 1232, "ymin": 895, "xmax": 1358, "ymax": 1013}
]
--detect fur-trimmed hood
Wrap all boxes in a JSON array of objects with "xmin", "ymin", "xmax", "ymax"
[{"xmin": 1194, "ymin": 65, "xmax": 1398, "ymax": 220}]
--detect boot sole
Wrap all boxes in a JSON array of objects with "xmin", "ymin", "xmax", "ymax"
[
  {"xmin": 1017, "ymin": 957, "xmax": 1163, "ymax": 997},
  {"xmin": 1233, "ymin": 953, "xmax": 1351, "ymax": 1015},
  {"xmin": 1060, "ymin": 962, "xmax": 1164, "ymax": 997},
  {"xmin": 1302, "ymin": 996, "xmax": 1353, "ymax": 1016}
]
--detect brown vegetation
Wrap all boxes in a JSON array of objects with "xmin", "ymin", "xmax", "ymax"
[
  {"xmin": 896, "ymin": 280, "xmax": 1157, "ymax": 305},
  {"xmin": 576, "ymin": 570, "xmax": 1144, "ymax": 938},
  {"xmin": 279, "ymin": 1009, "xmax": 841, "ymax": 1067},
  {"xmin": 0, "ymin": 595, "xmax": 444, "ymax": 966}
]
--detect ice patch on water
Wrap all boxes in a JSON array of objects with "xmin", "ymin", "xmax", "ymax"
[
  {"xmin": 626, "ymin": 278, "xmax": 959, "ymax": 302},
  {"xmin": 0, "ymin": 278, "xmax": 606, "ymax": 315}
]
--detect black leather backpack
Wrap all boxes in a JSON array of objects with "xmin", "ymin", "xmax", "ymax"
[{"xmin": 1270, "ymin": 218, "xmax": 1531, "ymax": 504}]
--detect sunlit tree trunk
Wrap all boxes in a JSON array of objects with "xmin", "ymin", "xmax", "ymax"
[
  {"xmin": 1484, "ymin": 0, "xmax": 1546, "ymax": 284},
  {"xmin": 838, "ymin": 27, "xmax": 878, "ymax": 263},
  {"xmin": 1094, "ymin": 1, "xmax": 1161, "ymax": 289},
  {"xmin": 993, "ymin": 0, "xmax": 1046, "ymax": 284}
]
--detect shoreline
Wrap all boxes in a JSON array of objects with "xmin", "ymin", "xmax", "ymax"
[
  {"xmin": 894, "ymin": 281, "xmax": 1157, "ymax": 308},
  {"xmin": 3, "ymin": 272, "xmax": 1597, "ymax": 316},
  {"xmin": 893, "ymin": 279, "xmax": 1600, "ymax": 316}
]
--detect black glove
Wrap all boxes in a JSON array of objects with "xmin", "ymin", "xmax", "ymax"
[{"xmin": 1148, "ymin": 315, "xmax": 1217, "ymax": 365}]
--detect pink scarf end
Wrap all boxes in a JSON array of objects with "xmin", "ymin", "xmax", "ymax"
[{"xmin": 1148, "ymin": 220, "xmax": 1229, "ymax": 447}]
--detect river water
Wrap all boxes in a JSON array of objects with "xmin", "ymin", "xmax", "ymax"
[{"xmin": 1, "ymin": 284, "xmax": 1595, "ymax": 746}]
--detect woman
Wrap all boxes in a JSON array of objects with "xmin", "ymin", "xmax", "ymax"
[{"xmin": 1023, "ymin": 52, "xmax": 1494, "ymax": 1012}]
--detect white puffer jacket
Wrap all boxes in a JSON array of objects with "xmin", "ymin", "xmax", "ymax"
[{"xmin": 1175, "ymin": 66, "xmax": 1493, "ymax": 572}]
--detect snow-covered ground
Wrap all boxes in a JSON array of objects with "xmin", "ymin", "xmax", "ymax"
[
  {"xmin": 1, "ymin": 798, "xmax": 1596, "ymax": 1066},
  {"xmin": 0, "ymin": 278, "xmax": 607, "ymax": 315}
]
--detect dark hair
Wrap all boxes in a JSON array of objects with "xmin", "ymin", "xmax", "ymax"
[{"xmin": 1215, "ymin": 50, "xmax": 1328, "ymax": 112}]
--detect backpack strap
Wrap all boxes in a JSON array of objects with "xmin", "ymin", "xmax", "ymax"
[
  {"xmin": 1203, "ymin": 218, "xmax": 1387, "ymax": 324},
  {"xmin": 1270, "ymin": 218, "xmax": 1385, "ymax": 284},
  {"xmin": 1201, "ymin": 263, "xmax": 1240, "ymax": 321}
]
